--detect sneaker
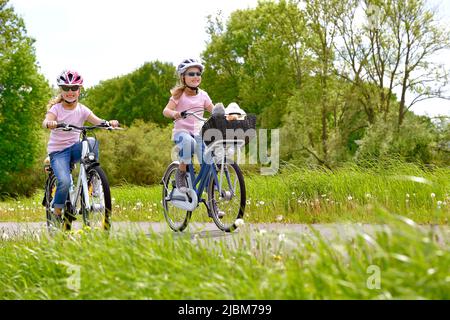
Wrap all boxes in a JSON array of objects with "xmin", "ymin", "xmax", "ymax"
[{"xmin": 175, "ymin": 169, "xmax": 188, "ymax": 193}]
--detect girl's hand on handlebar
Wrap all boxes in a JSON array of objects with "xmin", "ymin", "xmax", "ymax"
[
  {"xmin": 46, "ymin": 120, "xmax": 58, "ymax": 129},
  {"xmin": 109, "ymin": 120, "xmax": 119, "ymax": 128},
  {"xmin": 173, "ymin": 112, "xmax": 182, "ymax": 120}
]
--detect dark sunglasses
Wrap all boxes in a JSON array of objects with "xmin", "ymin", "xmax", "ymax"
[
  {"xmin": 60, "ymin": 85, "xmax": 80, "ymax": 92},
  {"xmin": 185, "ymin": 72, "xmax": 202, "ymax": 77}
]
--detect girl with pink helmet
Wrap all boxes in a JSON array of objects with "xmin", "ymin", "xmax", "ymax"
[{"xmin": 42, "ymin": 70, "xmax": 120, "ymax": 218}]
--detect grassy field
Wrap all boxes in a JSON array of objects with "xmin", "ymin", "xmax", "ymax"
[
  {"xmin": 0, "ymin": 163, "xmax": 448, "ymax": 300},
  {"xmin": 0, "ymin": 211, "xmax": 448, "ymax": 299},
  {"xmin": 1, "ymin": 162, "xmax": 449, "ymax": 224}
]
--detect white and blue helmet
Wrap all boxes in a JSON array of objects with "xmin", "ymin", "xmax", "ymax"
[{"xmin": 176, "ymin": 58, "xmax": 204, "ymax": 75}]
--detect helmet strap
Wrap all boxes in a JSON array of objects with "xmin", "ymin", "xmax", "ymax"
[
  {"xmin": 185, "ymin": 85, "xmax": 199, "ymax": 94},
  {"xmin": 63, "ymin": 98, "xmax": 77, "ymax": 105}
]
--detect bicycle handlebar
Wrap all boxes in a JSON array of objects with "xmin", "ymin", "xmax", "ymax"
[
  {"xmin": 179, "ymin": 110, "xmax": 207, "ymax": 122},
  {"xmin": 56, "ymin": 122, "xmax": 123, "ymax": 131}
]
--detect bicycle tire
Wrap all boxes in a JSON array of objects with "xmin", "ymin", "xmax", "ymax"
[
  {"xmin": 44, "ymin": 173, "xmax": 71, "ymax": 234},
  {"xmin": 207, "ymin": 159, "xmax": 246, "ymax": 232},
  {"xmin": 162, "ymin": 162, "xmax": 192, "ymax": 232},
  {"xmin": 82, "ymin": 166, "xmax": 112, "ymax": 231}
]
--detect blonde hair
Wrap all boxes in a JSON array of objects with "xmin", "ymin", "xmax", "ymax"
[
  {"xmin": 170, "ymin": 75, "xmax": 186, "ymax": 100},
  {"xmin": 46, "ymin": 94, "xmax": 63, "ymax": 110}
]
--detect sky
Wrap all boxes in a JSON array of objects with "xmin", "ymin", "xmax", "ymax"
[{"xmin": 7, "ymin": 0, "xmax": 450, "ymax": 118}]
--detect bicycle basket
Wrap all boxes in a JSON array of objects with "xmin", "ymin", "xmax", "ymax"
[{"xmin": 201, "ymin": 114, "xmax": 257, "ymax": 146}]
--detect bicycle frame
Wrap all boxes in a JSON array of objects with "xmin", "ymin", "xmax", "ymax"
[
  {"xmin": 70, "ymin": 133, "xmax": 93, "ymax": 212},
  {"xmin": 186, "ymin": 139, "xmax": 245, "ymax": 202}
]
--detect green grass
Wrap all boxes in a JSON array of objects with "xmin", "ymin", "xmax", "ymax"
[
  {"xmin": 0, "ymin": 211, "xmax": 448, "ymax": 299},
  {"xmin": 1, "ymin": 163, "xmax": 449, "ymax": 224}
]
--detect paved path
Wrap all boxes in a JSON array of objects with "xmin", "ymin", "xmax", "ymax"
[{"xmin": 1, "ymin": 221, "xmax": 448, "ymax": 245}]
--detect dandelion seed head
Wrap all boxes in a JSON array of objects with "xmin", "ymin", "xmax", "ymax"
[{"xmin": 427, "ymin": 268, "xmax": 437, "ymax": 275}]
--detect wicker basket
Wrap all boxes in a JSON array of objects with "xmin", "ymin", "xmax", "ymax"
[{"xmin": 201, "ymin": 114, "xmax": 257, "ymax": 146}]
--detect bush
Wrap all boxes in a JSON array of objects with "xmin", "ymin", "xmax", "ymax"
[
  {"xmin": 355, "ymin": 113, "xmax": 435, "ymax": 164},
  {"xmin": 95, "ymin": 120, "xmax": 174, "ymax": 185}
]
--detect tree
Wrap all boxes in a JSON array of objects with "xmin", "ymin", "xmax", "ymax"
[
  {"xmin": 0, "ymin": 0, "xmax": 51, "ymax": 196},
  {"xmin": 202, "ymin": 0, "xmax": 310, "ymax": 128},
  {"xmin": 83, "ymin": 61, "xmax": 176, "ymax": 126},
  {"xmin": 334, "ymin": 0, "xmax": 450, "ymax": 128}
]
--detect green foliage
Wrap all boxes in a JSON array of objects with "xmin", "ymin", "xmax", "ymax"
[
  {"xmin": 94, "ymin": 120, "xmax": 174, "ymax": 185},
  {"xmin": 82, "ymin": 61, "xmax": 176, "ymax": 126},
  {"xmin": 280, "ymin": 75, "xmax": 367, "ymax": 166},
  {"xmin": 3, "ymin": 161, "xmax": 449, "ymax": 225},
  {"xmin": 0, "ymin": 213, "xmax": 448, "ymax": 299},
  {"xmin": 0, "ymin": 0, "xmax": 51, "ymax": 197},
  {"xmin": 203, "ymin": 0, "xmax": 308, "ymax": 128},
  {"xmin": 355, "ymin": 112, "xmax": 436, "ymax": 164}
]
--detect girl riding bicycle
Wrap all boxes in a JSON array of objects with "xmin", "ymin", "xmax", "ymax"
[
  {"xmin": 162, "ymin": 58, "xmax": 214, "ymax": 192},
  {"xmin": 42, "ymin": 69, "xmax": 119, "ymax": 218}
]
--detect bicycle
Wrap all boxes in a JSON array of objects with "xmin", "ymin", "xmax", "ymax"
[
  {"xmin": 42, "ymin": 122, "xmax": 121, "ymax": 234},
  {"xmin": 161, "ymin": 109, "xmax": 256, "ymax": 232}
]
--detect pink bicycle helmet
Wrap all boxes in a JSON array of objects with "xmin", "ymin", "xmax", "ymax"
[
  {"xmin": 176, "ymin": 58, "xmax": 204, "ymax": 75},
  {"xmin": 56, "ymin": 70, "xmax": 84, "ymax": 86}
]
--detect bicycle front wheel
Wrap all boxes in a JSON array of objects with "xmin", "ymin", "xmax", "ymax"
[
  {"xmin": 162, "ymin": 163, "xmax": 191, "ymax": 232},
  {"xmin": 82, "ymin": 166, "xmax": 112, "ymax": 231},
  {"xmin": 207, "ymin": 160, "xmax": 246, "ymax": 232}
]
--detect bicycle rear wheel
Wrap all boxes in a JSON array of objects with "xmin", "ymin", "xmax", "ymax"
[
  {"xmin": 207, "ymin": 159, "xmax": 246, "ymax": 232},
  {"xmin": 162, "ymin": 163, "xmax": 191, "ymax": 232},
  {"xmin": 82, "ymin": 166, "xmax": 112, "ymax": 231}
]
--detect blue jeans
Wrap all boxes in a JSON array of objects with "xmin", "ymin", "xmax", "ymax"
[
  {"xmin": 173, "ymin": 132, "xmax": 209, "ymax": 165},
  {"xmin": 49, "ymin": 138, "xmax": 98, "ymax": 209}
]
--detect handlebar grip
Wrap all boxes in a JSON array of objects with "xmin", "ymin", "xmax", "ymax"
[{"xmin": 56, "ymin": 122, "xmax": 67, "ymax": 128}]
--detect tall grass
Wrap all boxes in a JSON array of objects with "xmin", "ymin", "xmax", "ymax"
[
  {"xmin": 0, "ymin": 211, "xmax": 448, "ymax": 299},
  {"xmin": 1, "ymin": 162, "xmax": 449, "ymax": 224}
]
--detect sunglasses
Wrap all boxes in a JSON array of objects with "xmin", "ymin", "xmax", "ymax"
[
  {"xmin": 185, "ymin": 72, "xmax": 202, "ymax": 77},
  {"xmin": 60, "ymin": 85, "xmax": 80, "ymax": 92}
]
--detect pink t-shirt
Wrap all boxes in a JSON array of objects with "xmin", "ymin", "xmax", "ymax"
[
  {"xmin": 46, "ymin": 103, "xmax": 93, "ymax": 154},
  {"xmin": 171, "ymin": 89, "xmax": 212, "ymax": 137}
]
